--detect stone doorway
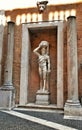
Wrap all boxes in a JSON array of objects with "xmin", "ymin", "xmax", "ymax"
[{"xmin": 20, "ymin": 21, "xmax": 64, "ymax": 108}]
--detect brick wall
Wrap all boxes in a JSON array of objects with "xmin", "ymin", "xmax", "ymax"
[{"xmin": 2, "ymin": 3, "xmax": 82, "ymax": 104}]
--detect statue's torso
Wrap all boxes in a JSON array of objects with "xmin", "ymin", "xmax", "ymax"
[{"xmin": 38, "ymin": 55, "xmax": 49, "ymax": 71}]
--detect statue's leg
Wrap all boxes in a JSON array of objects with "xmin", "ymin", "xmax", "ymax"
[
  {"xmin": 46, "ymin": 72, "xmax": 49, "ymax": 91},
  {"xmin": 39, "ymin": 67, "xmax": 42, "ymax": 90},
  {"xmin": 43, "ymin": 71, "xmax": 47, "ymax": 91}
]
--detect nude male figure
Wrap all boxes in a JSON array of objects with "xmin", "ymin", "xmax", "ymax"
[{"xmin": 33, "ymin": 41, "xmax": 50, "ymax": 91}]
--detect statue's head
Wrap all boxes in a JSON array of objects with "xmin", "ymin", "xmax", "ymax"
[{"xmin": 39, "ymin": 41, "xmax": 49, "ymax": 55}]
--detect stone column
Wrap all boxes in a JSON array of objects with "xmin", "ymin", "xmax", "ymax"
[
  {"xmin": 4, "ymin": 22, "xmax": 15, "ymax": 87},
  {"xmin": 0, "ymin": 22, "xmax": 15, "ymax": 110},
  {"xmin": 0, "ymin": 10, "xmax": 5, "ymax": 85},
  {"xmin": 64, "ymin": 16, "xmax": 82, "ymax": 117}
]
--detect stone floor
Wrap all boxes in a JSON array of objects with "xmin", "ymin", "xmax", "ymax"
[{"xmin": 0, "ymin": 108, "xmax": 82, "ymax": 130}]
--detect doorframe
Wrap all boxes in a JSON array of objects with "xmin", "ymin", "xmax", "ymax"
[{"xmin": 20, "ymin": 21, "xmax": 64, "ymax": 108}]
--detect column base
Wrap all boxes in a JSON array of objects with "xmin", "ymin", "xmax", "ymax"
[
  {"xmin": 36, "ymin": 90, "xmax": 50, "ymax": 105},
  {"xmin": 0, "ymin": 85, "xmax": 15, "ymax": 110},
  {"xmin": 64, "ymin": 100, "xmax": 82, "ymax": 117}
]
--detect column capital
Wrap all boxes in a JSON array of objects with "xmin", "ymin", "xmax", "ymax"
[
  {"xmin": 67, "ymin": 16, "xmax": 76, "ymax": 20},
  {"xmin": 7, "ymin": 21, "xmax": 15, "ymax": 24}
]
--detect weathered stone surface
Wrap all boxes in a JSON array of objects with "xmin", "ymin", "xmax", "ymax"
[
  {"xmin": 20, "ymin": 24, "xmax": 31, "ymax": 105},
  {"xmin": 4, "ymin": 22, "xmax": 15, "ymax": 86},
  {"xmin": 20, "ymin": 21, "xmax": 64, "ymax": 108},
  {"xmin": 0, "ymin": 22, "xmax": 15, "ymax": 110},
  {"xmin": 57, "ymin": 22, "xmax": 64, "ymax": 108},
  {"xmin": 36, "ymin": 91, "xmax": 50, "ymax": 105},
  {"xmin": 0, "ymin": 10, "xmax": 5, "ymax": 85},
  {"xmin": 64, "ymin": 106, "xmax": 82, "ymax": 116},
  {"xmin": 0, "ymin": 87, "xmax": 15, "ymax": 110},
  {"xmin": 64, "ymin": 16, "xmax": 81, "ymax": 116}
]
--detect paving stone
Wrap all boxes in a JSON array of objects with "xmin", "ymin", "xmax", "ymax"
[
  {"xmin": 15, "ymin": 110, "xmax": 82, "ymax": 130},
  {"xmin": 0, "ymin": 111, "xmax": 56, "ymax": 130}
]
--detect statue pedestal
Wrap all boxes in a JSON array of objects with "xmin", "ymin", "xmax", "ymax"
[
  {"xmin": 0, "ymin": 86, "xmax": 15, "ymax": 110},
  {"xmin": 36, "ymin": 90, "xmax": 50, "ymax": 105}
]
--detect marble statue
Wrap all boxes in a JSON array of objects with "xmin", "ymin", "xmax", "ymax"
[{"xmin": 33, "ymin": 41, "xmax": 51, "ymax": 92}]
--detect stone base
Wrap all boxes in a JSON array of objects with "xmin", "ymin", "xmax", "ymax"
[
  {"xmin": 36, "ymin": 90, "xmax": 50, "ymax": 105},
  {"xmin": 0, "ymin": 86, "xmax": 15, "ymax": 110},
  {"xmin": 64, "ymin": 100, "xmax": 82, "ymax": 117}
]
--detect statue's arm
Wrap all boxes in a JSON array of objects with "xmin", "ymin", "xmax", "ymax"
[
  {"xmin": 47, "ymin": 56, "xmax": 51, "ymax": 72},
  {"xmin": 33, "ymin": 46, "xmax": 40, "ymax": 57}
]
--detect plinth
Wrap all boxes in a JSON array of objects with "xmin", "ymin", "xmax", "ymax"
[
  {"xmin": 0, "ymin": 86, "xmax": 15, "ymax": 110},
  {"xmin": 36, "ymin": 90, "xmax": 50, "ymax": 105},
  {"xmin": 64, "ymin": 100, "xmax": 82, "ymax": 117}
]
